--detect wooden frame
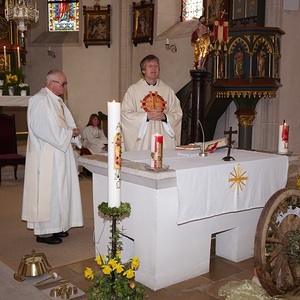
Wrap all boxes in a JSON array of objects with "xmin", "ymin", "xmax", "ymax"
[
  {"xmin": 229, "ymin": 0, "xmax": 265, "ymax": 27},
  {"xmin": 132, "ymin": 0, "xmax": 154, "ymax": 47},
  {"xmin": 205, "ymin": 0, "xmax": 230, "ymax": 26},
  {"xmin": 0, "ymin": 54, "xmax": 11, "ymax": 73},
  {"xmin": 83, "ymin": 4, "xmax": 111, "ymax": 48}
]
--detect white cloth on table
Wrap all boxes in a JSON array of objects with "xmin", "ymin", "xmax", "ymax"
[
  {"xmin": 122, "ymin": 149, "xmax": 289, "ymax": 225},
  {"xmin": 22, "ymin": 87, "xmax": 83, "ymax": 235},
  {"xmin": 175, "ymin": 149, "xmax": 288, "ymax": 224}
]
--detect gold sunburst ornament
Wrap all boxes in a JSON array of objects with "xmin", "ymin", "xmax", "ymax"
[{"xmin": 229, "ymin": 163, "xmax": 248, "ymax": 192}]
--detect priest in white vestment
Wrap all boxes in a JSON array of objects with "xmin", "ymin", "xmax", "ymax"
[
  {"xmin": 121, "ymin": 54, "xmax": 182, "ymax": 151},
  {"xmin": 22, "ymin": 70, "xmax": 83, "ymax": 245}
]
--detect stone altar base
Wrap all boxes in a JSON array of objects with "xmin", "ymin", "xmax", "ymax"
[{"xmin": 92, "ymin": 173, "xmax": 261, "ymax": 291}]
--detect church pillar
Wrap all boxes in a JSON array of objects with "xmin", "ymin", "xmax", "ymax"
[
  {"xmin": 189, "ymin": 69, "xmax": 209, "ymax": 143},
  {"xmin": 235, "ymin": 109, "xmax": 256, "ymax": 150},
  {"xmin": 265, "ymin": 0, "xmax": 283, "ymax": 28}
]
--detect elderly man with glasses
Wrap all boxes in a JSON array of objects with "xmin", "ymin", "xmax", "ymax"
[{"xmin": 22, "ymin": 69, "xmax": 83, "ymax": 244}]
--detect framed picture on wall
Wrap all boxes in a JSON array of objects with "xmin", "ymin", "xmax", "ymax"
[
  {"xmin": 132, "ymin": 0, "xmax": 154, "ymax": 47},
  {"xmin": 230, "ymin": 0, "xmax": 265, "ymax": 27},
  {"xmin": 83, "ymin": 4, "xmax": 111, "ymax": 48},
  {"xmin": 0, "ymin": 53, "xmax": 11, "ymax": 73},
  {"xmin": 205, "ymin": 0, "xmax": 229, "ymax": 26}
]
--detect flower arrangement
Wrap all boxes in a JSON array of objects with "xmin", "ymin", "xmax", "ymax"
[
  {"xmin": 19, "ymin": 83, "xmax": 29, "ymax": 90},
  {"xmin": 6, "ymin": 73, "xmax": 18, "ymax": 86},
  {"xmin": 84, "ymin": 202, "xmax": 145, "ymax": 300}
]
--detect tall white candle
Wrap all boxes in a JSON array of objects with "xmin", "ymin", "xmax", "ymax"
[
  {"xmin": 107, "ymin": 100, "xmax": 122, "ymax": 207},
  {"xmin": 278, "ymin": 121, "xmax": 289, "ymax": 154},
  {"xmin": 17, "ymin": 47, "xmax": 20, "ymax": 68},
  {"xmin": 3, "ymin": 46, "xmax": 7, "ymax": 67}
]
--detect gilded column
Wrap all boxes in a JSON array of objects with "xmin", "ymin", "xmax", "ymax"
[{"xmin": 235, "ymin": 109, "xmax": 256, "ymax": 150}]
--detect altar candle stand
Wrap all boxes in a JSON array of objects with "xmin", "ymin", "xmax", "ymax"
[
  {"xmin": 107, "ymin": 100, "xmax": 122, "ymax": 208},
  {"xmin": 150, "ymin": 133, "xmax": 163, "ymax": 169},
  {"xmin": 278, "ymin": 120, "xmax": 289, "ymax": 154}
]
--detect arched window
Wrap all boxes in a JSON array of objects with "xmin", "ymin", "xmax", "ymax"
[
  {"xmin": 182, "ymin": 0, "xmax": 204, "ymax": 21},
  {"xmin": 48, "ymin": 0, "xmax": 80, "ymax": 31}
]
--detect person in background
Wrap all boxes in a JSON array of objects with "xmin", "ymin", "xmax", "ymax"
[
  {"xmin": 22, "ymin": 69, "xmax": 83, "ymax": 245},
  {"xmin": 82, "ymin": 113, "xmax": 108, "ymax": 154},
  {"xmin": 121, "ymin": 54, "xmax": 182, "ymax": 151}
]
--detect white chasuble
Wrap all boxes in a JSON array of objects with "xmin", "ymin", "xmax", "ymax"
[{"xmin": 121, "ymin": 79, "xmax": 182, "ymax": 151}]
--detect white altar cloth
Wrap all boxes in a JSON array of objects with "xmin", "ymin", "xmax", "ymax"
[
  {"xmin": 0, "ymin": 96, "xmax": 30, "ymax": 107},
  {"xmin": 122, "ymin": 149, "xmax": 288, "ymax": 224},
  {"xmin": 79, "ymin": 148, "xmax": 288, "ymax": 290}
]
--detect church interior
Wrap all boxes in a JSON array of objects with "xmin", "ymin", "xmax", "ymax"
[{"xmin": 1, "ymin": 0, "xmax": 300, "ymax": 299}]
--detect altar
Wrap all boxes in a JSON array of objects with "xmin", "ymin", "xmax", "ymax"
[
  {"xmin": 79, "ymin": 148, "xmax": 288, "ymax": 290},
  {"xmin": 0, "ymin": 95, "xmax": 30, "ymax": 107}
]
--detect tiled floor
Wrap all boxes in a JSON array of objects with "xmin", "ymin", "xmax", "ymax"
[{"xmin": 36, "ymin": 255, "xmax": 254, "ymax": 299}]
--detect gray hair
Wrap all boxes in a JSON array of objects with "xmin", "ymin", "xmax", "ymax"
[
  {"xmin": 140, "ymin": 55, "xmax": 160, "ymax": 72},
  {"xmin": 46, "ymin": 69, "xmax": 64, "ymax": 83}
]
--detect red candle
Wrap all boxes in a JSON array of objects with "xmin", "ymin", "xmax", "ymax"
[
  {"xmin": 278, "ymin": 121, "xmax": 289, "ymax": 154},
  {"xmin": 150, "ymin": 133, "xmax": 163, "ymax": 169}
]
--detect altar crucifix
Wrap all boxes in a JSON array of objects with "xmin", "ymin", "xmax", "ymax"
[{"xmin": 223, "ymin": 127, "xmax": 237, "ymax": 161}]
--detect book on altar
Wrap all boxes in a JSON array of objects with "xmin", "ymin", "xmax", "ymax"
[{"xmin": 176, "ymin": 137, "xmax": 228, "ymax": 152}]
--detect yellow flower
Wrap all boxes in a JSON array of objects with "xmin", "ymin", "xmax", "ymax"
[
  {"xmin": 116, "ymin": 251, "xmax": 121, "ymax": 259},
  {"xmin": 115, "ymin": 263, "xmax": 124, "ymax": 274},
  {"xmin": 95, "ymin": 254, "xmax": 106, "ymax": 265},
  {"xmin": 84, "ymin": 267, "xmax": 94, "ymax": 280},
  {"xmin": 123, "ymin": 269, "xmax": 135, "ymax": 279},
  {"xmin": 102, "ymin": 265, "xmax": 112, "ymax": 275},
  {"xmin": 131, "ymin": 256, "xmax": 140, "ymax": 269},
  {"xmin": 6, "ymin": 74, "xmax": 18, "ymax": 85},
  {"xmin": 108, "ymin": 258, "xmax": 118, "ymax": 269}
]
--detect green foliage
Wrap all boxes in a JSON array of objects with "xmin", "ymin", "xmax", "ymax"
[{"xmin": 98, "ymin": 202, "xmax": 131, "ymax": 218}]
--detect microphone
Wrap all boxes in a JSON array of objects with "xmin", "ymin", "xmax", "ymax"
[{"xmin": 197, "ymin": 120, "xmax": 207, "ymax": 157}]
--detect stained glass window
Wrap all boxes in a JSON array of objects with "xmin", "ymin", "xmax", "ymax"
[
  {"xmin": 182, "ymin": 0, "xmax": 204, "ymax": 21},
  {"xmin": 48, "ymin": 0, "xmax": 80, "ymax": 32}
]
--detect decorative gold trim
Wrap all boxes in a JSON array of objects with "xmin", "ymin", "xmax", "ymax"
[
  {"xmin": 236, "ymin": 114, "xmax": 256, "ymax": 126},
  {"xmin": 215, "ymin": 90, "xmax": 276, "ymax": 98}
]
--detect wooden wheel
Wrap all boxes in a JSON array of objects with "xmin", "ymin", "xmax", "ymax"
[{"xmin": 254, "ymin": 188, "xmax": 300, "ymax": 296}]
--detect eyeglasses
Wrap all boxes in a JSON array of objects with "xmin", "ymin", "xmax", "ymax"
[{"xmin": 52, "ymin": 80, "xmax": 68, "ymax": 87}]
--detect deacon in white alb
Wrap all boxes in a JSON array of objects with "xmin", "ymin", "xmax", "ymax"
[{"xmin": 22, "ymin": 69, "xmax": 83, "ymax": 245}]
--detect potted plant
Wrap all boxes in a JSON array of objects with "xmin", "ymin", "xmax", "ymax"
[
  {"xmin": 0, "ymin": 72, "xmax": 6, "ymax": 86},
  {"xmin": 18, "ymin": 83, "xmax": 29, "ymax": 96},
  {"xmin": 85, "ymin": 202, "xmax": 145, "ymax": 300},
  {"xmin": 6, "ymin": 73, "xmax": 18, "ymax": 96}
]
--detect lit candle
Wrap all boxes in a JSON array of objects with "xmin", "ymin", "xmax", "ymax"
[
  {"xmin": 278, "ymin": 120, "xmax": 289, "ymax": 154},
  {"xmin": 107, "ymin": 100, "xmax": 122, "ymax": 207},
  {"xmin": 3, "ymin": 46, "xmax": 7, "ymax": 67},
  {"xmin": 150, "ymin": 133, "xmax": 163, "ymax": 169},
  {"xmin": 17, "ymin": 47, "xmax": 20, "ymax": 68}
]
